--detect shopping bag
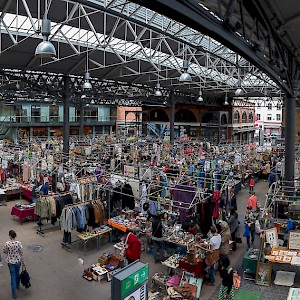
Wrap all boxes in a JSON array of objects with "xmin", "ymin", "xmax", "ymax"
[
  {"xmin": 243, "ymin": 224, "xmax": 250, "ymax": 238},
  {"xmin": 20, "ymin": 267, "xmax": 31, "ymax": 288}
]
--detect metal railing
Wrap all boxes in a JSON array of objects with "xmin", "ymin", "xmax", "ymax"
[{"xmin": 0, "ymin": 115, "xmax": 116, "ymax": 123}]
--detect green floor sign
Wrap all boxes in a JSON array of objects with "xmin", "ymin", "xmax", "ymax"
[{"xmin": 121, "ymin": 265, "xmax": 148, "ymax": 296}]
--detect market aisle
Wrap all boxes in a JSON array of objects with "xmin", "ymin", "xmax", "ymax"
[
  {"xmin": 209, "ymin": 179, "xmax": 300, "ymax": 300},
  {"xmin": 0, "ymin": 179, "xmax": 289, "ymax": 300}
]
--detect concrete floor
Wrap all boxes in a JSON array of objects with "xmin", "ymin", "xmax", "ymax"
[{"xmin": 0, "ymin": 180, "xmax": 273, "ymax": 300}]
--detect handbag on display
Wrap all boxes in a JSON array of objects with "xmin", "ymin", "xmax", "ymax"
[{"xmin": 20, "ymin": 265, "xmax": 31, "ymax": 288}]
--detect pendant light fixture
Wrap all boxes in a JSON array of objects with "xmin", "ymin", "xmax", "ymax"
[
  {"xmin": 234, "ymin": 59, "xmax": 243, "ymax": 96},
  {"xmin": 179, "ymin": 60, "xmax": 192, "ymax": 83},
  {"xmin": 35, "ymin": 1, "xmax": 56, "ymax": 58},
  {"xmin": 154, "ymin": 83, "xmax": 162, "ymax": 97},
  {"xmin": 83, "ymin": 36, "xmax": 92, "ymax": 90},
  {"xmin": 224, "ymin": 92, "xmax": 229, "ymax": 106},
  {"xmin": 154, "ymin": 43, "xmax": 162, "ymax": 97},
  {"xmin": 197, "ymin": 90, "xmax": 203, "ymax": 103}
]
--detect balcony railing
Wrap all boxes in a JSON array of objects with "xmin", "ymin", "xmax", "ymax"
[{"xmin": 0, "ymin": 115, "xmax": 116, "ymax": 123}]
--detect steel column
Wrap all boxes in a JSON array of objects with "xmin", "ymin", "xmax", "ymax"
[
  {"xmin": 170, "ymin": 92, "xmax": 175, "ymax": 144},
  {"xmin": 284, "ymin": 95, "xmax": 296, "ymax": 184},
  {"xmin": 63, "ymin": 76, "xmax": 70, "ymax": 160},
  {"xmin": 79, "ymin": 104, "xmax": 84, "ymax": 135}
]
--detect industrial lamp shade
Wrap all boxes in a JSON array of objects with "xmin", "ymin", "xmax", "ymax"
[
  {"xmin": 179, "ymin": 72, "xmax": 192, "ymax": 83},
  {"xmin": 224, "ymin": 96, "xmax": 229, "ymax": 106},
  {"xmin": 35, "ymin": 40, "xmax": 56, "ymax": 58},
  {"xmin": 82, "ymin": 72, "xmax": 92, "ymax": 90},
  {"xmin": 90, "ymin": 99, "xmax": 95, "ymax": 105},
  {"xmin": 235, "ymin": 87, "xmax": 243, "ymax": 96},
  {"xmin": 154, "ymin": 83, "xmax": 162, "ymax": 97},
  {"xmin": 154, "ymin": 89, "xmax": 162, "ymax": 97},
  {"xmin": 197, "ymin": 90, "xmax": 203, "ymax": 103},
  {"xmin": 179, "ymin": 60, "xmax": 192, "ymax": 83},
  {"xmin": 82, "ymin": 81, "xmax": 92, "ymax": 90}
]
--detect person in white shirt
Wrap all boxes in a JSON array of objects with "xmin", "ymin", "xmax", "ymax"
[
  {"xmin": 3, "ymin": 230, "xmax": 24, "ymax": 299},
  {"xmin": 198, "ymin": 226, "xmax": 221, "ymax": 286}
]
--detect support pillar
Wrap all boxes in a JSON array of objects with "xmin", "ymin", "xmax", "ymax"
[
  {"xmin": 170, "ymin": 91, "xmax": 175, "ymax": 144},
  {"xmin": 29, "ymin": 127, "xmax": 33, "ymax": 142},
  {"xmin": 79, "ymin": 104, "xmax": 84, "ymax": 136},
  {"xmin": 63, "ymin": 76, "xmax": 70, "ymax": 162},
  {"xmin": 285, "ymin": 94, "xmax": 296, "ymax": 184}
]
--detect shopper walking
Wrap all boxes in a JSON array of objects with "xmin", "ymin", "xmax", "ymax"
[
  {"xmin": 3, "ymin": 230, "xmax": 24, "ymax": 299},
  {"xmin": 227, "ymin": 209, "xmax": 239, "ymax": 251},
  {"xmin": 244, "ymin": 207, "xmax": 255, "ymax": 248},
  {"xmin": 218, "ymin": 256, "xmax": 235, "ymax": 300},
  {"xmin": 249, "ymin": 176, "xmax": 255, "ymax": 192},
  {"xmin": 151, "ymin": 214, "xmax": 164, "ymax": 263}
]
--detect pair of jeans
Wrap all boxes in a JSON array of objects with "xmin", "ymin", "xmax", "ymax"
[
  {"xmin": 246, "ymin": 230, "xmax": 255, "ymax": 248},
  {"xmin": 208, "ymin": 264, "xmax": 215, "ymax": 284},
  {"xmin": 8, "ymin": 262, "xmax": 21, "ymax": 298},
  {"xmin": 152, "ymin": 240, "xmax": 164, "ymax": 262}
]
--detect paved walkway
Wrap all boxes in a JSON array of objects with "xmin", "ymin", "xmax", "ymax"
[{"xmin": 0, "ymin": 179, "xmax": 296, "ymax": 300}]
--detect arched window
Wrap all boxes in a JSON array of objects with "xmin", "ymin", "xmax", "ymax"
[
  {"xmin": 242, "ymin": 111, "xmax": 247, "ymax": 123},
  {"xmin": 221, "ymin": 114, "xmax": 227, "ymax": 125},
  {"xmin": 233, "ymin": 111, "xmax": 240, "ymax": 124},
  {"xmin": 149, "ymin": 109, "xmax": 169, "ymax": 122},
  {"xmin": 249, "ymin": 112, "xmax": 254, "ymax": 122},
  {"xmin": 175, "ymin": 109, "xmax": 196, "ymax": 122}
]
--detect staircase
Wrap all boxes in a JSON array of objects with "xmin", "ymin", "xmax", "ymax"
[
  {"xmin": 0, "ymin": 116, "xmax": 12, "ymax": 138},
  {"xmin": 147, "ymin": 123, "xmax": 170, "ymax": 138}
]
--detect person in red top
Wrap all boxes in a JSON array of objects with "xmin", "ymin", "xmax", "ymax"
[
  {"xmin": 247, "ymin": 192, "xmax": 258, "ymax": 211},
  {"xmin": 124, "ymin": 229, "xmax": 142, "ymax": 264},
  {"xmin": 249, "ymin": 176, "xmax": 255, "ymax": 192}
]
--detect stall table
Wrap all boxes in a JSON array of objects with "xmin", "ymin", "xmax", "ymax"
[
  {"xmin": 11, "ymin": 206, "xmax": 36, "ymax": 224},
  {"xmin": 22, "ymin": 186, "xmax": 33, "ymax": 201},
  {"xmin": 179, "ymin": 258, "xmax": 204, "ymax": 278},
  {"xmin": 6, "ymin": 188, "xmax": 23, "ymax": 201},
  {"xmin": 77, "ymin": 228, "xmax": 111, "ymax": 258},
  {"xmin": 242, "ymin": 247, "xmax": 259, "ymax": 280}
]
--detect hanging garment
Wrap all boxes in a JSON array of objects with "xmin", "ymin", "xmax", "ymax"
[
  {"xmin": 212, "ymin": 190, "xmax": 221, "ymax": 219},
  {"xmin": 173, "ymin": 184, "xmax": 196, "ymax": 223},
  {"xmin": 122, "ymin": 183, "xmax": 135, "ymax": 209}
]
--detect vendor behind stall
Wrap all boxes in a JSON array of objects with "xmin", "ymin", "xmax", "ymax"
[
  {"xmin": 123, "ymin": 228, "xmax": 142, "ymax": 264},
  {"xmin": 198, "ymin": 226, "xmax": 221, "ymax": 286}
]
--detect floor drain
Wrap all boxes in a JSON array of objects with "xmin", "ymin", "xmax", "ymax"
[{"xmin": 27, "ymin": 244, "xmax": 44, "ymax": 252}]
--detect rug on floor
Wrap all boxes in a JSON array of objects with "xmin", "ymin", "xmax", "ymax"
[{"xmin": 234, "ymin": 289, "xmax": 262, "ymax": 300}]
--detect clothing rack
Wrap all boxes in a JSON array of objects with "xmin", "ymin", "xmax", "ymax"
[
  {"xmin": 36, "ymin": 192, "xmax": 77, "ymax": 237},
  {"xmin": 60, "ymin": 198, "xmax": 107, "ymax": 250}
]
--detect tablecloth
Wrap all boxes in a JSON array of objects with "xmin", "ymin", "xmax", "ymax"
[
  {"xmin": 242, "ymin": 247, "xmax": 258, "ymax": 272},
  {"xmin": 22, "ymin": 187, "xmax": 32, "ymax": 201},
  {"xmin": 179, "ymin": 259, "xmax": 204, "ymax": 278},
  {"xmin": 107, "ymin": 219, "xmax": 127, "ymax": 232},
  {"xmin": 11, "ymin": 206, "xmax": 36, "ymax": 223}
]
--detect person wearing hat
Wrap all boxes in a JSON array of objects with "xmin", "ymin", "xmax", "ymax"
[{"xmin": 244, "ymin": 206, "xmax": 255, "ymax": 248}]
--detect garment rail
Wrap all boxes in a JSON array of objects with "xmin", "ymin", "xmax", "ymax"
[
  {"xmin": 61, "ymin": 199, "xmax": 107, "ymax": 251},
  {"xmin": 36, "ymin": 193, "xmax": 77, "ymax": 237}
]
